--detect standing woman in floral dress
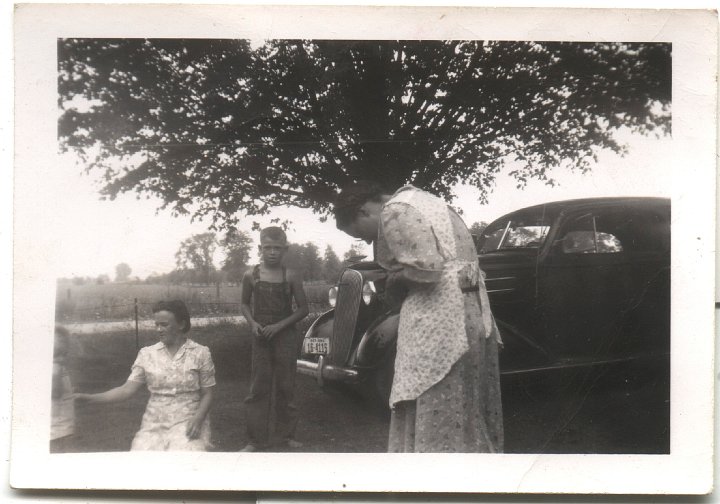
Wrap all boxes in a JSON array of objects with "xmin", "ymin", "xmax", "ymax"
[
  {"xmin": 76, "ymin": 300, "xmax": 216, "ymax": 451},
  {"xmin": 334, "ymin": 181, "xmax": 503, "ymax": 453}
]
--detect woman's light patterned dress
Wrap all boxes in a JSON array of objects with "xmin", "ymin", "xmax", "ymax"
[
  {"xmin": 377, "ymin": 185, "xmax": 504, "ymax": 453},
  {"xmin": 128, "ymin": 339, "xmax": 215, "ymax": 451}
]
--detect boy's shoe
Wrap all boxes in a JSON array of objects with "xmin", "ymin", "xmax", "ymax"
[{"xmin": 240, "ymin": 443, "xmax": 259, "ymax": 452}]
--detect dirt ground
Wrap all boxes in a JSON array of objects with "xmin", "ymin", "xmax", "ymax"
[{"xmin": 60, "ymin": 325, "xmax": 669, "ymax": 454}]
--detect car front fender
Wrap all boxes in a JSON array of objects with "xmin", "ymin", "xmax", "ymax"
[
  {"xmin": 299, "ymin": 309, "xmax": 334, "ymax": 358},
  {"xmin": 354, "ymin": 311, "xmax": 399, "ymax": 367},
  {"xmin": 297, "ymin": 309, "xmax": 361, "ymax": 385}
]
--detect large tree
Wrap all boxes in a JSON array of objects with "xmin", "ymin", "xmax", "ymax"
[
  {"xmin": 321, "ymin": 245, "xmax": 343, "ymax": 283},
  {"xmin": 58, "ymin": 39, "xmax": 671, "ymax": 229},
  {"xmin": 175, "ymin": 232, "xmax": 217, "ymax": 284},
  {"xmin": 284, "ymin": 242, "xmax": 323, "ymax": 281},
  {"xmin": 219, "ymin": 230, "xmax": 253, "ymax": 284},
  {"xmin": 115, "ymin": 262, "xmax": 132, "ymax": 282}
]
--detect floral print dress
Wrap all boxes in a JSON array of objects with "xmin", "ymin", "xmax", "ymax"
[
  {"xmin": 377, "ymin": 185, "xmax": 504, "ymax": 453},
  {"xmin": 128, "ymin": 339, "xmax": 216, "ymax": 451}
]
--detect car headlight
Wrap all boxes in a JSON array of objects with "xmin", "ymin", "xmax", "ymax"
[
  {"xmin": 328, "ymin": 286, "xmax": 338, "ymax": 307},
  {"xmin": 362, "ymin": 281, "xmax": 377, "ymax": 305}
]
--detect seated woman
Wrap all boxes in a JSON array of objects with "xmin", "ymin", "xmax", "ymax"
[{"xmin": 75, "ymin": 300, "xmax": 215, "ymax": 451}]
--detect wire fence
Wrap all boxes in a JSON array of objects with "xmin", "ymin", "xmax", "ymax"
[
  {"xmin": 56, "ymin": 300, "xmax": 330, "ymax": 324},
  {"xmin": 55, "ymin": 283, "xmax": 331, "ymax": 323},
  {"xmin": 57, "ymin": 300, "xmax": 239, "ymax": 322}
]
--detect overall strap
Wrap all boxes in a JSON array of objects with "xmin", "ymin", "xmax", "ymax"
[
  {"xmin": 252, "ymin": 264, "xmax": 261, "ymax": 281},
  {"xmin": 282, "ymin": 267, "xmax": 292, "ymax": 298}
]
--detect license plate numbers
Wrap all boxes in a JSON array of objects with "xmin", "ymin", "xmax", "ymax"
[{"xmin": 304, "ymin": 337, "xmax": 330, "ymax": 355}]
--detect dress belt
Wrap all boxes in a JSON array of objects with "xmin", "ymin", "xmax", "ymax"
[{"xmin": 461, "ymin": 285, "xmax": 479, "ymax": 294}]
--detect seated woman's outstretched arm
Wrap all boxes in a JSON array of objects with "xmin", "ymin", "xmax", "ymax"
[{"xmin": 75, "ymin": 380, "xmax": 143, "ymax": 404}]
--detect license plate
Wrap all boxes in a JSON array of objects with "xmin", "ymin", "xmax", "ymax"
[{"xmin": 304, "ymin": 337, "xmax": 330, "ymax": 355}]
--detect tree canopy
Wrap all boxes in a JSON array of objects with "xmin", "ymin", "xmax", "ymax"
[
  {"xmin": 321, "ymin": 245, "xmax": 343, "ymax": 283},
  {"xmin": 284, "ymin": 242, "xmax": 323, "ymax": 281},
  {"xmin": 219, "ymin": 230, "xmax": 253, "ymax": 284},
  {"xmin": 58, "ymin": 39, "xmax": 671, "ymax": 229},
  {"xmin": 115, "ymin": 262, "xmax": 132, "ymax": 282},
  {"xmin": 175, "ymin": 232, "xmax": 217, "ymax": 284}
]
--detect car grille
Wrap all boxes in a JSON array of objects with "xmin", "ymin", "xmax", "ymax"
[{"xmin": 331, "ymin": 268, "xmax": 363, "ymax": 364}]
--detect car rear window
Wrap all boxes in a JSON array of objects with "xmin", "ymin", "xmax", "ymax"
[{"xmin": 556, "ymin": 207, "xmax": 670, "ymax": 255}]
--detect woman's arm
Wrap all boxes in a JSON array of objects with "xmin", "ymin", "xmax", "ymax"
[
  {"xmin": 380, "ymin": 202, "xmax": 445, "ymax": 285},
  {"xmin": 75, "ymin": 380, "xmax": 143, "ymax": 404},
  {"xmin": 186, "ymin": 386, "xmax": 214, "ymax": 439}
]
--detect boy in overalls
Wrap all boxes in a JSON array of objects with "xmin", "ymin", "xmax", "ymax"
[{"xmin": 240, "ymin": 227, "xmax": 309, "ymax": 451}]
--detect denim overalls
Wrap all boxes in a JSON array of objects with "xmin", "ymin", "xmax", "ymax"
[{"xmin": 244, "ymin": 265, "xmax": 299, "ymax": 447}]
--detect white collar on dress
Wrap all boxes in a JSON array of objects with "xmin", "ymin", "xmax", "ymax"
[{"xmin": 155, "ymin": 338, "xmax": 196, "ymax": 353}]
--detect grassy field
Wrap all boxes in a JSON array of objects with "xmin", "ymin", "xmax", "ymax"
[
  {"xmin": 62, "ymin": 321, "xmax": 390, "ymax": 453},
  {"xmin": 68, "ymin": 322, "xmax": 275, "ymax": 452},
  {"xmin": 60, "ymin": 321, "xmax": 669, "ymax": 454},
  {"xmin": 56, "ymin": 282, "xmax": 331, "ymax": 323}
]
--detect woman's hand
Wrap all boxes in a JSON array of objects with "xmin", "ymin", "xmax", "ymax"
[
  {"xmin": 383, "ymin": 271, "xmax": 409, "ymax": 307},
  {"xmin": 260, "ymin": 323, "xmax": 284, "ymax": 340},
  {"xmin": 186, "ymin": 416, "xmax": 203, "ymax": 440},
  {"xmin": 386, "ymin": 270, "xmax": 404, "ymax": 287}
]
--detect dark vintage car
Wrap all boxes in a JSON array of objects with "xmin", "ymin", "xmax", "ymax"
[{"xmin": 296, "ymin": 197, "xmax": 671, "ymax": 411}]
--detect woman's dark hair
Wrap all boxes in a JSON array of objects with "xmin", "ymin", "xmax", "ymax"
[
  {"xmin": 334, "ymin": 180, "xmax": 389, "ymax": 229},
  {"xmin": 152, "ymin": 299, "xmax": 191, "ymax": 333}
]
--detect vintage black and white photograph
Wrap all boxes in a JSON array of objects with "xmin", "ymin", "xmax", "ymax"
[{"xmin": 11, "ymin": 4, "xmax": 716, "ymax": 494}]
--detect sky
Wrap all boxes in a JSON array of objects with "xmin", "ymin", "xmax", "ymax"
[{"xmin": 53, "ymin": 128, "xmax": 673, "ymax": 280}]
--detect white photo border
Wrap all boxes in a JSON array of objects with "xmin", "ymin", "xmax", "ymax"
[{"xmin": 11, "ymin": 4, "xmax": 717, "ymax": 494}]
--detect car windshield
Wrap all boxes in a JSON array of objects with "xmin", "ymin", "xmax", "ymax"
[{"xmin": 479, "ymin": 212, "xmax": 553, "ymax": 253}]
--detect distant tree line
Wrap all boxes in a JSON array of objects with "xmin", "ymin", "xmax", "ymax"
[
  {"xmin": 161, "ymin": 231, "xmax": 369, "ymax": 285},
  {"xmin": 58, "ymin": 222, "xmax": 491, "ymax": 286}
]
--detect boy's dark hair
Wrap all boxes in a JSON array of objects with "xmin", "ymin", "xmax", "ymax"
[
  {"xmin": 334, "ymin": 180, "xmax": 388, "ymax": 229},
  {"xmin": 152, "ymin": 299, "xmax": 192, "ymax": 333},
  {"xmin": 260, "ymin": 226, "xmax": 287, "ymax": 244}
]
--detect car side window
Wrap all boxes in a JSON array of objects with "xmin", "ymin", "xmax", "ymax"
[
  {"xmin": 479, "ymin": 220, "xmax": 550, "ymax": 253},
  {"xmin": 557, "ymin": 212, "xmax": 624, "ymax": 255}
]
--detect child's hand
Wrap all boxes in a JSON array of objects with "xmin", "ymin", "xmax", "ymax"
[
  {"xmin": 186, "ymin": 417, "xmax": 203, "ymax": 440},
  {"xmin": 249, "ymin": 321, "xmax": 263, "ymax": 337},
  {"xmin": 260, "ymin": 323, "xmax": 284, "ymax": 340}
]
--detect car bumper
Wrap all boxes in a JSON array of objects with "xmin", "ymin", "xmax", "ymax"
[{"xmin": 296, "ymin": 356, "xmax": 360, "ymax": 386}]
